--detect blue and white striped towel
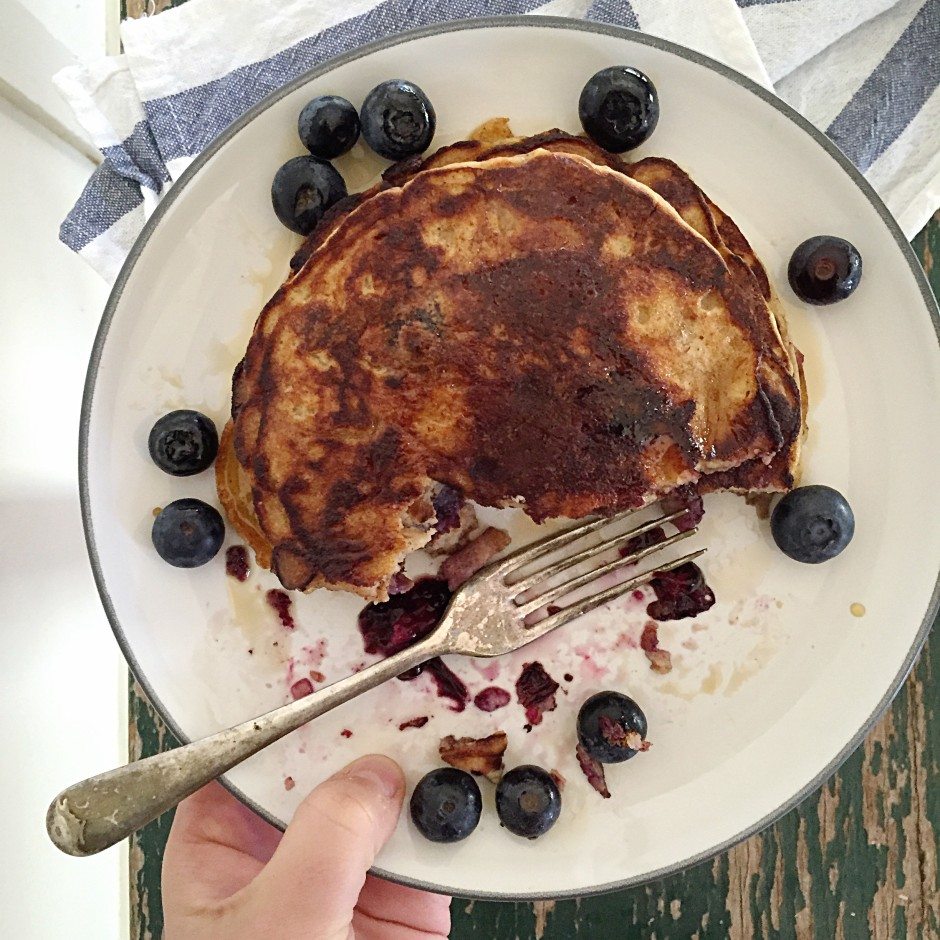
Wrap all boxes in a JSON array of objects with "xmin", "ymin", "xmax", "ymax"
[{"xmin": 56, "ymin": 0, "xmax": 939, "ymax": 282}]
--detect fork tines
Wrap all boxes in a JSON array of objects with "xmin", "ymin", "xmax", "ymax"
[{"xmin": 495, "ymin": 506, "xmax": 704, "ymax": 632}]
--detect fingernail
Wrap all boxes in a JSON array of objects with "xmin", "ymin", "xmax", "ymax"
[{"xmin": 344, "ymin": 755, "xmax": 403, "ymax": 800}]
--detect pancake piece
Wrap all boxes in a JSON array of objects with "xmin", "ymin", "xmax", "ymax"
[{"xmin": 232, "ymin": 149, "xmax": 800, "ymax": 600}]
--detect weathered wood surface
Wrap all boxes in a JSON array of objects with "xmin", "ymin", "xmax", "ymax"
[
  {"xmin": 121, "ymin": 3, "xmax": 938, "ymax": 931},
  {"xmin": 122, "ymin": 0, "xmax": 177, "ymax": 18},
  {"xmin": 129, "ymin": 680, "xmax": 177, "ymax": 940}
]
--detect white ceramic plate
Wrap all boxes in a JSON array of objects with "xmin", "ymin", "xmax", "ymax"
[{"xmin": 82, "ymin": 18, "xmax": 940, "ymax": 899}]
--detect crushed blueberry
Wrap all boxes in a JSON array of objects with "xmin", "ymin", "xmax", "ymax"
[
  {"xmin": 515, "ymin": 662, "xmax": 559, "ymax": 726},
  {"xmin": 399, "ymin": 716, "xmax": 429, "ymax": 731},
  {"xmin": 474, "ymin": 687, "xmax": 511, "ymax": 712},
  {"xmin": 358, "ymin": 578, "xmax": 468, "ymax": 710},
  {"xmin": 225, "ymin": 545, "xmax": 250, "ymax": 582},
  {"xmin": 660, "ymin": 484, "xmax": 705, "ymax": 532},
  {"xmin": 411, "ymin": 659, "xmax": 469, "ymax": 711},
  {"xmin": 266, "ymin": 589, "xmax": 296, "ymax": 630},
  {"xmin": 340, "ymin": 729, "xmax": 353, "ymax": 738},
  {"xmin": 576, "ymin": 742, "xmax": 611, "ymax": 798},
  {"xmin": 358, "ymin": 577, "xmax": 452, "ymax": 656},
  {"xmin": 647, "ymin": 563, "xmax": 715, "ymax": 621},
  {"xmin": 431, "ymin": 484, "xmax": 464, "ymax": 537},
  {"xmin": 619, "ymin": 525, "xmax": 667, "ymax": 558},
  {"xmin": 387, "ymin": 570, "xmax": 414, "ymax": 595},
  {"xmin": 427, "ymin": 485, "xmax": 477, "ymax": 556}
]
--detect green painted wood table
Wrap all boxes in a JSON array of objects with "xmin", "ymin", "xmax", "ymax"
[{"xmin": 121, "ymin": 3, "xmax": 938, "ymax": 936}]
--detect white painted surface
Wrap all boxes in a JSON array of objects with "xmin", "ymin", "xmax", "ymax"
[
  {"xmin": 13, "ymin": 0, "xmax": 107, "ymax": 62},
  {"xmin": 0, "ymin": 95, "xmax": 127, "ymax": 937},
  {"xmin": 0, "ymin": 1, "xmax": 102, "ymax": 158}
]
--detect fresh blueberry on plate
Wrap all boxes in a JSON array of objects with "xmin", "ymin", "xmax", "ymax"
[
  {"xmin": 577, "ymin": 691, "xmax": 648, "ymax": 763},
  {"xmin": 578, "ymin": 66, "xmax": 659, "ymax": 153},
  {"xmin": 271, "ymin": 156, "xmax": 347, "ymax": 235},
  {"xmin": 148, "ymin": 410, "xmax": 219, "ymax": 477},
  {"xmin": 360, "ymin": 79, "xmax": 436, "ymax": 160},
  {"xmin": 788, "ymin": 236, "xmax": 862, "ymax": 305},
  {"xmin": 495, "ymin": 765, "xmax": 561, "ymax": 839},
  {"xmin": 298, "ymin": 95, "xmax": 360, "ymax": 159},
  {"xmin": 410, "ymin": 767, "xmax": 482, "ymax": 843},
  {"xmin": 151, "ymin": 499, "xmax": 225, "ymax": 568},
  {"xmin": 771, "ymin": 485, "xmax": 855, "ymax": 563}
]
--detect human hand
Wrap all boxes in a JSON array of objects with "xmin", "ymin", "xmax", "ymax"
[{"xmin": 162, "ymin": 755, "xmax": 451, "ymax": 939}]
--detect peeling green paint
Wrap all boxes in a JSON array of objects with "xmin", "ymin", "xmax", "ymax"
[{"xmin": 129, "ymin": 684, "xmax": 179, "ymax": 940}]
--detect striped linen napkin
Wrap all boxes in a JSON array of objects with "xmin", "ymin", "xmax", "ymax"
[{"xmin": 55, "ymin": 0, "xmax": 939, "ymax": 282}]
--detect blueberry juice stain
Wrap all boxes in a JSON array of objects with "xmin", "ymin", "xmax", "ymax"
[{"xmin": 357, "ymin": 578, "xmax": 469, "ymax": 710}]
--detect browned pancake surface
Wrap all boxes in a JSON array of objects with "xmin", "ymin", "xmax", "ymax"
[
  {"xmin": 285, "ymin": 130, "xmax": 803, "ymax": 496},
  {"xmin": 233, "ymin": 150, "xmax": 799, "ymax": 598}
]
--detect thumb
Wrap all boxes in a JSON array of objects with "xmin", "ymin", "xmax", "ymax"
[{"xmin": 240, "ymin": 754, "xmax": 404, "ymax": 936}]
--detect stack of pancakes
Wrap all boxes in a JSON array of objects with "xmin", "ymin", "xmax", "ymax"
[{"xmin": 218, "ymin": 120, "xmax": 805, "ymax": 601}]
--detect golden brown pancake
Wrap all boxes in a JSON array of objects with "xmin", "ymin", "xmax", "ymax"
[
  {"xmin": 287, "ymin": 127, "xmax": 804, "ymax": 497},
  {"xmin": 230, "ymin": 148, "xmax": 802, "ymax": 600}
]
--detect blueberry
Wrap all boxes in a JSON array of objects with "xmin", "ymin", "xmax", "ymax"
[
  {"xmin": 579, "ymin": 66, "xmax": 659, "ymax": 153},
  {"xmin": 298, "ymin": 95, "xmax": 360, "ymax": 159},
  {"xmin": 148, "ymin": 410, "xmax": 219, "ymax": 476},
  {"xmin": 495, "ymin": 765, "xmax": 561, "ymax": 839},
  {"xmin": 788, "ymin": 236, "xmax": 862, "ymax": 305},
  {"xmin": 360, "ymin": 80, "xmax": 436, "ymax": 160},
  {"xmin": 577, "ymin": 691, "xmax": 648, "ymax": 763},
  {"xmin": 151, "ymin": 499, "xmax": 225, "ymax": 568},
  {"xmin": 409, "ymin": 767, "xmax": 481, "ymax": 843},
  {"xmin": 271, "ymin": 156, "xmax": 347, "ymax": 235},
  {"xmin": 771, "ymin": 485, "xmax": 855, "ymax": 563}
]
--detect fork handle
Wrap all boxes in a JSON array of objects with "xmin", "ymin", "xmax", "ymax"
[{"xmin": 46, "ymin": 635, "xmax": 445, "ymax": 857}]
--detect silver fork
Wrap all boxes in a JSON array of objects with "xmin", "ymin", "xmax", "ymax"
[{"xmin": 47, "ymin": 507, "xmax": 702, "ymax": 857}]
